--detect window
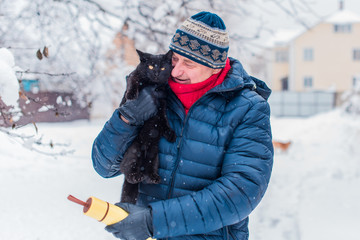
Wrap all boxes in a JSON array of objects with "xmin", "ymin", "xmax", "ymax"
[
  {"xmin": 304, "ymin": 76, "xmax": 313, "ymax": 88},
  {"xmin": 353, "ymin": 75, "xmax": 360, "ymax": 88},
  {"xmin": 353, "ymin": 49, "xmax": 360, "ymax": 61},
  {"xmin": 303, "ymin": 48, "xmax": 313, "ymax": 61},
  {"xmin": 275, "ymin": 51, "xmax": 288, "ymax": 62},
  {"xmin": 334, "ymin": 24, "xmax": 352, "ymax": 33},
  {"xmin": 281, "ymin": 77, "xmax": 289, "ymax": 91}
]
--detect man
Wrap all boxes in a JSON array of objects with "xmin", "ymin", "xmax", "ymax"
[{"xmin": 92, "ymin": 11, "xmax": 273, "ymax": 240}]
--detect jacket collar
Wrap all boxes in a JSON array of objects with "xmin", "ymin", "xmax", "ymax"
[
  {"xmin": 166, "ymin": 57, "xmax": 272, "ymax": 117},
  {"xmin": 209, "ymin": 57, "xmax": 272, "ymax": 100}
]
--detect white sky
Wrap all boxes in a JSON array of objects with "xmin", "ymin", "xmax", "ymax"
[
  {"xmin": 311, "ymin": 0, "xmax": 360, "ymax": 16},
  {"xmin": 266, "ymin": 0, "xmax": 360, "ymax": 29}
]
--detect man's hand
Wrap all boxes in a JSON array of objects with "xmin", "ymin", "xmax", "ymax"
[
  {"xmin": 105, "ymin": 203, "xmax": 153, "ymax": 240},
  {"xmin": 120, "ymin": 114, "xmax": 130, "ymax": 124},
  {"xmin": 119, "ymin": 86, "xmax": 166, "ymax": 126}
]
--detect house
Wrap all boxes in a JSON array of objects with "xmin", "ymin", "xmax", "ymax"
[{"xmin": 266, "ymin": 3, "xmax": 360, "ymax": 95}]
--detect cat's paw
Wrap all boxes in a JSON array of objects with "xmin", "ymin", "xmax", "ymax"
[
  {"xmin": 146, "ymin": 173, "xmax": 161, "ymax": 184},
  {"xmin": 125, "ymin": 90, "xmax": 138, "ymax": 101},
  {"xmin": 126, "ymin": 172, "xmax": 145, "ymax": 184},
  {"xmin": 164, "ymin": 129, "xmax": 176, "ymax": 143}
]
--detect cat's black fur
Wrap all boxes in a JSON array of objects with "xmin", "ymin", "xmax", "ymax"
[{"xmin": 120, "ymin": 49, "xmax": 176, "ymax": 204}]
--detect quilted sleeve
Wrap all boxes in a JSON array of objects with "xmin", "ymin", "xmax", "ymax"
[
  {"xmin": 91, "ymin": 109, "xmax": 140, "ymax": 178},
  {"xmin": 150, "ymin": 100, "xmax": 273, "ymax": 238}
]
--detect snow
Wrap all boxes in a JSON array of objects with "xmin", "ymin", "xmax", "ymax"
[
  {"xmin": 1, "ymin": 44, "xmax": 359, "ymax": 239},
  {"xmin": 250, "ymin": 110, "xmax": 360, "ymax": 240},
  {"xmin": 0, "ymin": 119, "xmax": 122, "ymax": 240},
  {"xmin": 0, "ymin": 48, "xmax": 20, "ymax": 108},
  {"xmin": 38, "ymin": 105, "xmax": 55, "ymax": 112},
  {"xmin": 325, "ymin": 9, "xmax": 360, "ymax": 23},
  {"xmin": 265, "ymin": 28, "xmax": 305, "ymax": 47},
  {"xmin": 1, "ymin": 109, "xmax": 359, "ymax": 239}
]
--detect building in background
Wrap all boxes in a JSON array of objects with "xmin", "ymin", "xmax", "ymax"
[{"xmin": 265, "ymin": 2, "xmax": 360, "ymax": 116}]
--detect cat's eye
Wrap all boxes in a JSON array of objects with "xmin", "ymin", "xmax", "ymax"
[
  {"xmin": 148, "ymin": 65, "xmax": 154, "ymax": 70},
  {"xmin": 161, "ymin": 67, "xmax": 165, "ymax": 71}
]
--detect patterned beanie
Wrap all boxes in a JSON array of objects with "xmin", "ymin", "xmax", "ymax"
[{"xmin": 169, "ymin": 11, "xmax": 229, "ymax": 69}]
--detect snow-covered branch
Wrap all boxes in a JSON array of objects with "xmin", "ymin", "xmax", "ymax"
[
  {"xmin": 0, "ymin": 0, "xmax": 317, "ymax": 117},
  {"xmin": 0, "ymin": 126, "xmax": 75, "ymax": 156},
  {"xmin": 0, "ymin": 47, "xmax": 76, "ymax": 156}
]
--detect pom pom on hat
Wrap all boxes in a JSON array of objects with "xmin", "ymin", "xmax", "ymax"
[
  {"xmin": 170, "ymin": 11, "xmax": 229, "ymax": 69},
  {"xmin": 190, "ymin": 11, "xmax": 226, "ymax": 30}
]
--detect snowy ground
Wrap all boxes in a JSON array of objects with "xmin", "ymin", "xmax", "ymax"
[
  {"xmin": 250, "ymin": 110, "xmax": 360, "ymax": 240},
  {"xmin": 1, "ymin": 109, "xmax": 359, "ymax": 240}
]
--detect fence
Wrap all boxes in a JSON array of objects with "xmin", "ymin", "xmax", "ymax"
[
  {"xmin": 268, "ymin": 91, "xmax": 337, "ymax": 117},
  {"xmin": 0, "ymin": 91, "xmax": 89, "ymax": 127}
]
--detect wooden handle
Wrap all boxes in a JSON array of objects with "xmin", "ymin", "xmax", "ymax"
[{"xmin": 67, "ymin": 195, "xmax": 87, "ymax": 207}]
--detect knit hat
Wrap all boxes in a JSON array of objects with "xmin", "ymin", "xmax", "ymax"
[{"xmin": 169, "ymin": 11, "xmax": 229, "ymax": 69}]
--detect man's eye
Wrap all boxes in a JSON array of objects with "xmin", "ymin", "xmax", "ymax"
[
  {"xmin": 148, "ymin": 65, "xmax": 154, "ymax": 70},
  {"xmin": 161, "ymin": 67, "xmax": 165, "ymax": 71}
]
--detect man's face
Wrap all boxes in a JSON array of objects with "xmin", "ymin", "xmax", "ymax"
[{"xmin": 171, "ymin": 52, "xmax": 221, "ymax": 84}]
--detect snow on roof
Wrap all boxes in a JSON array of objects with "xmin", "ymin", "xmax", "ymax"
[
  {"xmin": 265, "ymin": 28, "xmax": 304, "ymax": 48},
  {"xmin": 324, "ymin": 9, "xmax": 360, "ymax": 24},
  {"xmin": 266, "ymin": 9, "xmax": 360, "ymax": 48}
]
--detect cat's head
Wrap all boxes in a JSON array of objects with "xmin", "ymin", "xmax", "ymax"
[{"xmin": 136, "ymin": 49, "xmax": 173, "ymax": 84}]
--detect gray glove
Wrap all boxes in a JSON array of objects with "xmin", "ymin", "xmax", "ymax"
[
  {"xmin": 119, "ymin": 86, "xmax": 166, "ymax": 126},
  {"xmin": 105, "ymin": 203, "xmax": 153, "ymax": 240}
]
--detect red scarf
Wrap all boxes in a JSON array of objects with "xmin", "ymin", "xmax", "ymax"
[{"xmin": 169, "ymin": 58, "xmax": 231, "ymax": 114}]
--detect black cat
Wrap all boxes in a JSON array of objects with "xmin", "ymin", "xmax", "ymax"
[{"xmin": 120, "ymin": 49, "xmax": 176, "ymax": 204}]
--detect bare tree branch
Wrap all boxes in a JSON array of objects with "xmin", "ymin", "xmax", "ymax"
[{"xmin": 16, "ymin": 70, "xmax": 76, "ymax": 77}]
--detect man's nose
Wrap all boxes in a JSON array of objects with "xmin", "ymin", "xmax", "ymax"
[{"xmin": 171, "ymin": 62, "xmax": 183, "ymax": 77}]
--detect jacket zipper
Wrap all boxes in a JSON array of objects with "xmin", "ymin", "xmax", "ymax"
[
  {"xmin": 166, "ymin": 111, "xmax": 188, "ymax": 199},
  {"xmin": 165, "ymin": 81, "xmax": 247, "ymax": 199},
  {"xmin": 165, "ymin": 89, "xmax": 224, "ymax": 199}
]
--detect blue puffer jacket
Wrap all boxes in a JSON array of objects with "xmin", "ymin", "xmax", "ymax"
[{"xmin": 92, "ymin": 58, "xmax": 274, "ymax": 240}]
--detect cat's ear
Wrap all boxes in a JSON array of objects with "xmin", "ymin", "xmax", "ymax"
[
  {"xmin": 165, "ymin": 50, "xmax": 173, "ymax": 60},
  {"xmin": 136, "ymin": 49, "xmax": 150, "ymax": 62}
]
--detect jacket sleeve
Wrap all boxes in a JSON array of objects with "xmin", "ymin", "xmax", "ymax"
[
  {"xmin": 149, "ymin": 100, "xmax": 274, "ymax": 238},
  {"xmin": 91, "ymin": 109, "xmax": 140, "ymax": 178}
]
